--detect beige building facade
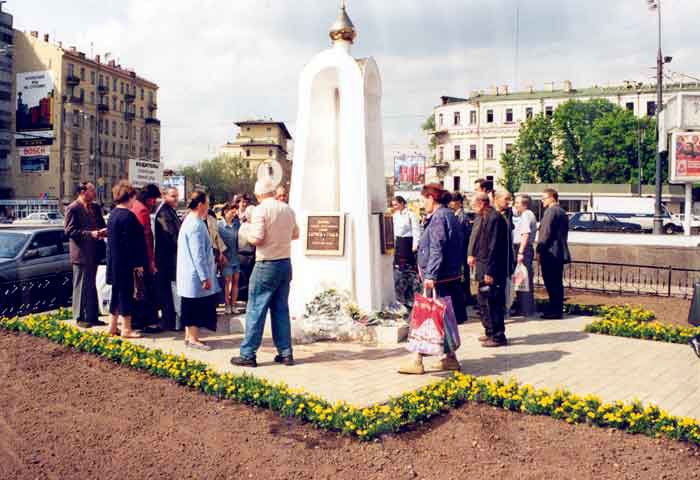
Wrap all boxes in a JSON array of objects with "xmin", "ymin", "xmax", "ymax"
[
  {"xmin": 0, "ymin": 30, "xmax": 160, "ymax": 214},
  {"xmin": 220, "ymin": 120, "xmax": 292, "ymax": 185},
  {"xmin": 430, "ymin": 81, "xmax": 700, "ymax": 192}
]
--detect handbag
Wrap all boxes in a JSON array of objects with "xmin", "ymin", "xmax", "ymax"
[
  {"xmin": 441, "ymin": 295, "xmax": 461, "ymax": 353},
  {"xmin": 406, "ymin": 290, "xmax": 446, "ymax": 356},
  {"xmin": 512, "ymin": 263, "xmax": 530, "ymax": 293},
  {"xmin": 133, "ymin": 269, "xmax": 145, "ymax": 301}
]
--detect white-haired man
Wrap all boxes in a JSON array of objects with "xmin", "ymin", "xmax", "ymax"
[{"xmin": 231, "ymin": 179, "xmax": 299, "ymax": 367}]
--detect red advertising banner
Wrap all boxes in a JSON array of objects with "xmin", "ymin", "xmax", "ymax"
[{"xmin": 670, "ymin": 132, "xmax": 700, "ymax": 184}]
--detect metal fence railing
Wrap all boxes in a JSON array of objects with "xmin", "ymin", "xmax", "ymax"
[
  {"xmin": 0, "ymin": 272, "xmax": 73, "ymax": 318},
  {"xmin": 533, "ymin": 260, "xmax": 700, "ymax": 298}
]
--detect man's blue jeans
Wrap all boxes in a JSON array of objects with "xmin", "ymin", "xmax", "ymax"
[{"xmin": 240, "ymin": 259, "xmax": 293, "ymax": 359}]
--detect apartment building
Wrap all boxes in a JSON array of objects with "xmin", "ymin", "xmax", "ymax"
[
  {"xmin": 0, "ymin": 5, "xmax": 12, "ymax": 179},
  {"xmin": 1, "ymin": 30, "xmax": 160, "ymax": 215},
  {"xmin": 220, "ymin": 120, "xmax": 292, "ymax": 184},
  {"xmin": 430, "ymin": 81, "xmax": 700, "ymax": 192}
]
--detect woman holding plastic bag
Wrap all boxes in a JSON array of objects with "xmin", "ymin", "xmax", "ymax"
[
  {"xmin": 399, "ymin": 184, "xmax": 465, "ymax": 375},
  {"xmin": 511, "ymin": 194, "xmax": 537, "ymax": 316}
]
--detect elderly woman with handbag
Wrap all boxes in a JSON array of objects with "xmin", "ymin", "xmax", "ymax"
[
  {"xmin": 106, "ymin": 180, "xmax": 147, "ymax": 339},
  {"xmin": 177, "ymin": 190, "xmax": 221, "ymax": 351},
  {"xmin": 399, "ymin": 184, "xmax": 465, "ymax": 375}
]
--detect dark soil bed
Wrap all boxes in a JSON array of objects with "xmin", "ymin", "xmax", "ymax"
[
  {"xmin": 2, "ymin": 331, "xmax": 700, "ymax": 479},
  {"xmin": 534, "ymin": 288, "xmax": 694, "ymax": 327}
]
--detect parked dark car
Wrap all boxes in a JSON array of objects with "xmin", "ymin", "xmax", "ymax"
[
  {"xmin": 0, "ymin": 226, "xmax": 73, "ymax": 316},
  {"xmin": 569, "ymin": 212, "xmax": 644, "ymax": 233}
]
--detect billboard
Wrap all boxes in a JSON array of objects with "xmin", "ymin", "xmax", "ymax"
[
  {"xmin": 163, "ymin": 175, "xmax": 186, "ymax": 200},
  {"xmin": 393, "ymin": 152, "xmax": 426, "ymax": 190},
  {"xmin": 16, "ymin": 71, "xmax": 55, "ymax": 139},
  {"xmin": 669, "ymin": 131, "xmax": 700, "ymax": 184},
  {"xmin": 19, "ymin": 144, "xmax": 50, "ymax": 173},
  {"xmin": 129, "ymin": 159, "xmax": 163, "ymax": 189}
]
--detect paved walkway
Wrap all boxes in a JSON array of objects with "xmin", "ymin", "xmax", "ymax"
[{"xmin": 68, "ymin": 314, "xmax": 700, "ymax": 418}]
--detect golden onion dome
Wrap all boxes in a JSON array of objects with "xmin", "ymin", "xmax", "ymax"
[{"xmin": 329, "ymin": 3, "xmax": 356, "ymax": 44}]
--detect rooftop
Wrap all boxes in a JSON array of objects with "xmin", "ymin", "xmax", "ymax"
[
  {"xmin": 440, "ymin": 82, "xmax": 700, "ymax": 106},
  {"xmin": 235, "ymin": 120, "xmax": 292, "ymax": 140}
]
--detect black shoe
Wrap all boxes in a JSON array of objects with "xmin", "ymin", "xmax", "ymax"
[
  {"xmin": 689, "ymin": 337, "xmax": 700, "ymax": 359},
  {"xmin": 142, "ymin": 326, "xmax": 164, "ymax": 334},
  {"xmin": 90, "ymin": 320, "xmax": 108, "ymax": 327},
  {"xmin": 76, "ymin": 321, "xmax": 93, "ymax": 328},
  {"xmin": 540, "ymin": 313, "xmax": 563, "ymax": 320},
  {"xmin": 230, "ymin": 356, "xmax": 257, "ymax": 368},
  {"xmin": 274, "ymin": 354, "xmax": 295, "ymax": 366}
]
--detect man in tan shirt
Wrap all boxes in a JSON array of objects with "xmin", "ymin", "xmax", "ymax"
[{"xmin": 232, "ymin": 179, "xmax": 299, "ymax": 367}]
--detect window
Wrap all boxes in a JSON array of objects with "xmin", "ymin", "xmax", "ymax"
[
  {"xmin": 545, "ymin": 106, "xmax": 554, "ymax": 118},
  {"xmin": 120, "ymin": 101, "xmax": 124, "ymax": 112},
  {"xmin": 438, "ymin": 113, "xmax": 444, "ymax": 127},
  {"xmin": 89, "ymin": 138, "xmax": 94, "ymax": 155},
  {"xmin": 120, "ymin": 82, "xmax": 124, "ymax": 94},
  {"xmin": 112, "ymin": 120, "xmax": 116, "ymax": 137},
  {"xmin": 27, "ymin": 231, "xmax": 65, "ymax": 258},
  {"xmin": 438, "ymin": 146, "xmax": 444, "ymax": 162},
  {"xmin": 91, "ymin": 71, "xmax": 95, "ymax": 85},
  {"xmin": 454, "ymin": 145, "xmax": 461, "ymax": 160},
  {"xmin": 80, "ymin": 67, "xmax": 85, "ymax": 80},
  {"xmin": 647, "ymin": 101, "xmax": 657, "ymax": 117},
  {"xmin": 67, "ymin": 63, "xmax": 74, "ymax": 75},
  {"xmin": 268, "ymin": 149, "xmax": 273, "ymax": 157},
  {"xmin": 486, "ymin": 109, "xmax": 494, "ymax": 123},
  {"xmin": 112, "ymin": 142, "xmax": 116, "ymax": 156},
  {"xmin": 526, "ymin": 107, "xmax": 533, "ymax": 119},
  {"xmin": 140, "ymin": 107, "xmax": 144, "ymax": 118},
  {"xmin": 245, "ymin": 149, "xmax": 251, "ymax": 157},
  {"xmin": 486, "ymin": 144, "xmax": 494, "ymax": 160},
  {"xmin": 626, "ymin": 102, "xmax": 634, "ymax": 112},
  {"xmin": 89, "ymin": 92, "xmax": 95, "ymax": 104},
  {"xmin": 72, "ymin": 109, "xmax": 80, "ymax": 127},
  {"xmin": 112, "ymin": 77, "xmax": 117, "ymax": 90},
  {"xmin": 505, "ymin": 108, "xmax": 513, "ymax": 123},
  {"xmin": 578, "ymin": 213, "xmax": 593, "ymax": 223},
  {"xmin": 469, "ymin": 111, "xmax": 477, "ymax": 125},
  {"xmin": 505, "ymin": 143, "xmax": 513, "ymax": 153},
  {"xmin": 267, "ymin": 127, "xmax": 272, "ymax": 132},
  {"xmin": 454, "ymin": 111, "xmax": 461, "ymax": 126},
  {"xmin": 469, "ymin": 145, "xmax": 477, "ymax": 160},
  {"xmin": 89, "ymin": 115, "xmax": 95, "ymax": 132},
  {"xmin": 453, "ymin": 176, "xmax": 461, "ymax": 192},
  {"xmin": 112, "ymin": 96, "xmax": 117, "ymax": 110},
  {"xmin": 140, "ymin": 88, "xmax": 144, "ymax": 100}
]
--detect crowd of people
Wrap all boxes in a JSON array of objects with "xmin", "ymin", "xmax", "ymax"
[
  {"xmin": 64, "ymin": 179, "xmax": 297, "ymax": 361},
  {"xmin": 64, "ymin": 175, "xmax": 568, "ymax": 373},
  {"xmin": 394, "ymin": 179, "xmax": 571, "ymax": 375}
]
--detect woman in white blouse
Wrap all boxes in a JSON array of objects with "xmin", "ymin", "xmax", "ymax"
[{"xmin": 391, "ymin": 196, "xmax": 421, "ymax": 309}]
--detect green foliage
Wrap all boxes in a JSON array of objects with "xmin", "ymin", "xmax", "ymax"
[
  {"xmin": 501, "ymin": 99, "xmax": 660, "ymax": 191},
  {"xmin": 181, "ymin": 154, "xmax": 255, "ymax": 204},
  {"xmin": 499, "ymin": 113, "xmax": 557, "ymax": 192},
  {"xmin": 422, "ymin": 113, "xmax": 437, "ymax": 160}
]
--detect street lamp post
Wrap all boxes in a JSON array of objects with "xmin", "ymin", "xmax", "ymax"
[{"xmin": 648, "ymin": 0, "xmax": 671, "ymax": 234}]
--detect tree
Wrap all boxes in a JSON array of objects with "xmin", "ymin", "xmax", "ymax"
[
  {"xmin": 421, "ymin": 113, "xmax": 437, "ymax": 161},
  {"xmin": 552, "ymin": 99, "xmax": 617, "ymax": 183},
  {"xmin": 499, "ymin": 113, "xmax": 557, "ymax": 192},
  {"xmin": 181, "ymin": 154, "xmax": 255, "ymax": 204}
]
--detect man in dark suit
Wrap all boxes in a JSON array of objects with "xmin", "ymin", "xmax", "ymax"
[
  {"xmin": 471, "ymin": 192, "xmax": 509, "ymax": 347},
  {"xmin": 536, "ymin": 188, "xmax": 571, "ymax": 319},
  {"xmin": 64, "ymin": 182, "xmax": 107, "ymax": 328},
  {"xmin": 449, "ymin": 192, "xmax": 475, "ymax": 310},
  {"xmin": 155, "ymin": 187, "xmax": 182, "ymax": 330}
]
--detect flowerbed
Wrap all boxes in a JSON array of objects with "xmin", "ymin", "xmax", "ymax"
[
  {"xmin": 2, "ymin": 310, "xmax": 700, "ymax": 444},
  {"xmin": 584, "ymin": 305, "xmax": 700, "ymax": 344}
]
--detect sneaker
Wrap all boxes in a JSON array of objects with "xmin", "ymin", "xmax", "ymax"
[
  {"xmin": 230, "ymin": 356, "xmax": 257, "ymax": 368},
  {"xmin": 187, "ymin": 341, "xmax": 212, "ymax": 351},
  {"xmin": 478, "ymin": 335, "xmax": 490, "ymax": 342},
  {"xmin": 224, "ymin": 305, "xmax": 232, "ymax": 315},
  {"xmin": 398, "ymin": 361, "xmax": 425, "ymax": 375},
  {"xmin": 76, "ymin": 321, "xmax": 92, "ymax": 329},
  {"xmin": 433, "ymin": 357, "xmax": 461, "ymax": 371},
  {"xmin": 482, "ymin": 338, "xmax": 508, "ymax": 348}
]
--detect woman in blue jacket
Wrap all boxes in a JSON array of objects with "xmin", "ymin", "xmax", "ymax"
[
  {"xmin": 399, "ymin": 184, "xmax": 465, "ymax": 375},
  {"xmin": 177, "ymin": 190, "xmax": 221, "ymax": 351}
]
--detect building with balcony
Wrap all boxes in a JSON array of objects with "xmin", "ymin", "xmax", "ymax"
[
  {"xmin": 430, "ymin": 81, "xmax": 700, "ymax": 192},
  {"xmin": 1, "ymin": 29, "xmax": 160, "ymax": 212},
  {"xmin": 0, "ymin": 4, "xmax": 13, "ymax": 195},
  {"xmin": 220, "ymin": 119, "xmax": 292, "ymax": 185}
]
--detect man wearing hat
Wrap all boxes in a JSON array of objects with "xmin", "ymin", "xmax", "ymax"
[{"xmin": 231, "ymin": 179, "xmax": 299, "ymax": 367}]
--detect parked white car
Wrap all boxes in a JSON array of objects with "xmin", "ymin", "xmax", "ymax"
[{"xmin": 13, "ymin": 212, "xmax": 64, "ymax": 225}]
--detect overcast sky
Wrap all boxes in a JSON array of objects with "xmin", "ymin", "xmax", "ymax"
[{"xmin": 9, "ymin": 0, "xmax": 700, "ymax": 168}]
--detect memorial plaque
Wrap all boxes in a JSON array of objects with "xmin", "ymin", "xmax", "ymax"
[
  {"xmin": 305, "ymin": 213, "xmax": 345, "ymax": 256},
  {"xmin": 379, "ymin": 213, "xmax": 395, "ymax": 254}
]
